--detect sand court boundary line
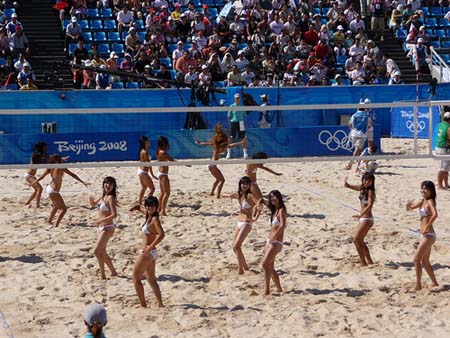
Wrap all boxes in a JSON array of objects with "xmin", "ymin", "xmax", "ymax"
[{"xmin": 0, "ymin": 311, "xmax": 14, "ymax": 338}]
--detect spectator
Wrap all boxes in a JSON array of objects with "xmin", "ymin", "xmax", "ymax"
[
  {"xmin": 19, "ymin": 77, "xmax": 38, "ymax": 90},
  {"xmin": 269, "ymin": 13, "xmax": 284, "ymax": 36},
  {"xmin": 189, "ymin": 40, "xmax": 202, "ymax": 58},
  {"xmin": 389, "ymin": 4, "xmax": 404, "ymax": 31},
  {"xmin": 350, "ymin": 60, "xmax": 366, "ymax": 85},
  {"xmin": 117, "ymin": 5, "xmax": 134, "ymax": 35},
  {"xmin": 14, "ymin": 52, "xmax": 28, "ymax": 72},
  {"xmin": 235, "ymin": 50, "xmax": 250, "ymax": 72},
  {"xmin": 412, "ymin": 38, "xmax": 430, "ymax": 73},
  {"xmin": 82, "ymin": 60, "xmax": 96, "ymax": 89},
  {"xmin": 221, "ymin": 52, "xmax": 235, "ymax": 74},
  {"xmin": 388, "ymin": 70, "xmax": 404, "ymax": 84},
  {"xmin": 417, "ymin": 26, "xmax": 430, "ymax": 46},
  {"xmin": 65, "ymin": 16, "xmax": 82, "ymax": 55},
  {"xmin": 207, "ymin": 52, "xmax": 223, "ymax": 81},
  {"xmin": 106, "ymin": 51, "xmax": 120, "ymax": 82},
  {"xmin": 345, "ymin": 52, "xmax": 357, "ymax": 77},
  {"xmin": 70, "ymin": 0, "xmax": 88, "ymax": 20},
  {"xmin": 226, "ymin": 92, "xmax": 248, "ymax": 159},
  {"xmin": 223, "ymin": 38, "xmax": 239, "ymax": 59},
  {"xmin": 72, "ymin": 39, "xmax": 89, "ymax": 89},
  {"xmin": 184, "ymin": 64, "xmax": 198, "ymax": 85},
  {"xmin": 172, "ymin": 41, "xmax": 184, "ymax": 65},
  {"xmin": 226, "ymin": 64, "xmax": 244, "ymax": 86},
  {"xmin": 175, "ymin": 50, "xmax": 197, "ymax": 76},
  {"xmin": 349, "ymin": 14, "xmax": 365, "ymax": 34},
  {"xmin": 435, "ymin": 111, "xmax": 450, "ymax": 189},
  {"xmin": 370, "ymin": 0, "xmax": 386, "ymax": 41},
  {"xmin": 304, "ymin": 24, "xmax": 319, "ymax": 46},
  {"xmin": 83, "ymin": 303, "xmax": 107, "ymax": 338},
  {"xmin": 332, "ymin": 73, "xmax": 343, "ymax": 86},
  {"xmin": 154, "ymin": 63, "xmax": 173, "ymax": 88},
  {"xmin": 334, "ymin": 25, "xmax": 346, "ymax": 46},
  {"xmin": 349, "ymin": 37, "xmax": 364, "ymax": 61},
  {"xmin": 120, "ymin": 53, "xmax": 134, "ymax": 74},
  {"xmin": 198, "ymin": 64, "xmax": 211, "ymax": 86},
  {"xmin": 344, "ymin": 3, "xmax": 358, "ymax": 22},
  {"xmin": 6, "ymin": 13, "xmax": 22, "ymax": 36},
  {"xmin": 92, "ymin": 53, "xmax": 106, "ymax": 67},
  {"xmin": 17, "ymin": 63, "xmax": 35, "ymax": 88},
  {"xmin": 346, "ymin": 104, "xmax": 369, "ymax": 169},
  {"xmin": 125, "ymin": 27, "xmax": 141, "ymax": 56},
  {"xmin": 241, "ymin": 64, "xmax": 255, "ymax": 85},
  {"xmin": 95, "ymin": 64, "xmax": 112, "ymax": 89}
]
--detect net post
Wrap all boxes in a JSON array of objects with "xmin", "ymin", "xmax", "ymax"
[
  {"xmin": 429, "ymin": 102, "xmax": 434, "ymax": 156},
  {"xmin": 413, "ymin": 104, "xmax": 418, "ymax": 155}
]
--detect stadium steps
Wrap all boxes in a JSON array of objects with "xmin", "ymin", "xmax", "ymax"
[
  {"xmin": 378, "ymin": 30, "xmax": 432, "ymax": 84},
  {"xmin": 20, "ymin": 0, "xmax": 73, "ymax": 89}
]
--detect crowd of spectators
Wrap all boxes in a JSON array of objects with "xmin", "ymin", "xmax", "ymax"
[{"xmin": 0, "ymin": 2, "xmax": 35, "ymax": 90}]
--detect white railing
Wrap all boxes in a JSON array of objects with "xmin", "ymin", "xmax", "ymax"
[{"xmin": 430, "ymin": 46, "xmax": 450, "ymax": 83}]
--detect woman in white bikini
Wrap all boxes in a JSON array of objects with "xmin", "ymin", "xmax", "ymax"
[
  {"xmin": 195, "ymin": 124, "xmax": 245, "ymax": 198},
  {"xmin": 260, "ymin": 190, "xmax": 286, "ymax": 295},
  {"xmin": 32, "ymin": 154, "xmax": 88, "ymax": 228},
  {"xmin": 406, "ymin": 180, "xmax": 439, "ymax": 291},
  {"xmin": 155, "ymin": 136, "xmax": 174, "ymax": 216},
  {"xmin": 137, "ymin": 136, "xmax": 157, "ymax": 205},
  {"xmin": 89, "ymin": 176, "xmax": 118, "ymax": 280},
  {"xmin": 226, "ymin": 176, "xmax": 261, "ymax": 274},
  {"xmin": 133, "ymin": 196, "xmax": 165, "ymax": 308},
  {"xmin": 344, "ymin": 172, "xmax": 375, "ymax": 267},
  {"xmin": 246, "ymin": 152, "xmax": 282, "ymax": 200},
  {"xmin": 24, "ymin": 142, "xmax": 48, "ymax": 208}
]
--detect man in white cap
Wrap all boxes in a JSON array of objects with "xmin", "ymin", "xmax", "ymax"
[
  {"xmin": 227, "ymin": 93, "xmax": 248, "ymax": 159},
  {"xmin": 346, "ymin": 101, "xmax": 369, "ymax": 169},
  {"xmin": 6, "ymin": 12, "xmax": 22, "ymax": 35},
  {"xmin": 125, "ymin": 26, "xmax": 141, "ymax": 56},
  {"xmin": 388, "ymin": 70, "xmax": 404, "ymax": 85},
  {"xmin": 65, "ymin": 16, "xmax": 81, "ymax": 54},
  {"xmin": 412, "ymin": 37, "xmax": 430, "ymax": 73},
  {"xmin": 435, "ymin": 111, "xmax": 450, "ymax": 189},
  {"xmin": 83, "ymin": 303, "xmax": 107, "ymax": 337},
  {"xmin": 258, "ymin": 94, "xmax": 272, "ymax": 128}
]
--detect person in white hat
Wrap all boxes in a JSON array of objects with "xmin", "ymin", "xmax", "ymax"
[
  {"xmin": 258, "ymin": 94, "xmax": 272, "ymax": 128},
  {"xmin": 227, "ymin": 92, "xmax": 248, "ymax": 159},
  {"xmin": 198, "ymin": 64, "xmax": 211, "ymax": 86},
  {"xmin": 388, "ymin": 70, "xmax": 404, "ymax": 85},
  {"xmin": 64, "ymin": 16, "xmax": 81, "ymax": 54},
  {"xmin": 413, "ymin": 37, "xmax": 430, "ymax": 73},
  {"xmin": 83, "ymin": 303, "xmax": 107, "ymax": 337},
  {"xmin": 435, "ymin": 111, "xmax": 450, "ymax": 189}
]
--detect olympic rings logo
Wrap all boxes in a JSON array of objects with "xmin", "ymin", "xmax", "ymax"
[
  {"xmin": 318, "ymin": 130, "xmax": 352, "ymax": 152},
  {"xmin": 406, "ymin": 120, "xmax": 425, "ymax": 133}
]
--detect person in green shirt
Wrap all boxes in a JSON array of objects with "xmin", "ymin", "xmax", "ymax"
[
  {"xmin": 435, "ymin": 111, "xmax": 450, "ymax": 189},
  {"xmin": 226, "ymin": 93, "xmax": 248, "ymax": 159}
]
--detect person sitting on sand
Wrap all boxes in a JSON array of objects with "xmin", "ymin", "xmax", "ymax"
[
  {"xmin": 406, "ymin": 180, "xmax": 439, "ymax": 291},
  {"xmin": 344, "ymin": 173, "xmax": 375, "ymax": 266},
  {"xmin": 89, "ymin": 176, "xmax": 118, "ymax": 280},
  {"xmin": 246, "ymin": 152, "xmax": 282, "ymax": 200},
  {"xmin": 31, "ymin": 154, "xmax": 88, "ymax": 227},
  {"xmin": 83, "ymin": 303, "xmax": 107, "ymax": 338},
  {"xmin": 133, "ymin": 196, "xmax": 165, "ymax": 308}
]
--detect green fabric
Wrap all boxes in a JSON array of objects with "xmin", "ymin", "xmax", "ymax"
[{"xmin": 437, "ymin": 121, "xmax": 450, "ymax": 148}]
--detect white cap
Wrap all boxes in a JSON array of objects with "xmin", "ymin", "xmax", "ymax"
[
  {"xmin": 125, "ymin": 53, "xmax": 132, "ymax": 57},
  {"xmin": 260, "ymin": 94, "xmax": 268, "ymax": 99},
  {"xmin": 237, "ymin": 50, "xmax": 244, "ymax": 56},
  {"xmin": 177, "ymin": 40, "xmax": 183, "ymax": 45},
  {"xmin": 110, "ymin": 51, "xmax": 118, "ymax": 58},
  {"xmin": 11, "ymin": 13, "xmax": 17, "ymax": 18},
  {"xmin": 335, "ymin": 74, "xmax": 341, "ymax": 79},
  {"xmin": 394, "ymin": 70, "xmax": 401, "ymax": 76},
  {"xmin": 419, "ymin": 26, "xmax": 425, "ymax": 30},
  {"xmin": 71, "ymin": 16, "xmax": 77, "ymax": 22},
  {"xmin": 309, "ymin": 75, "xmax": 316, "ymax": 80},
  {"xmin": 83, "ymin": 304, "xmax": 107, "ymax": 327},
  {"xmin": 418, "ymin": 38, "xmax": 424, "ymax": 43},
  {"xmin": 337, "ymin": 25, "xmax": 344, "ymax": 30},
  {"xmin": 234, "ymin": 93, "xmax": 240, "ymax": 98},
  {"xmin": 444, "ymin": 112, "xmax": 450, "ymax": 119},
  {"xmin": 201, "ymin": 64, "xmax": 208, "ymax": 69},
  {"xmin": 145, "ymin": 64, "xmax": 151, "ymax": 69},
  {"xmin": 129, "ymin": 26, "xmax": 136, "ymax": 32},
  {"xmin": 364, "ymin": 98, "xmax": 371, "ymax": 104},
  {"xmin": 23, "ymin": 62, "xmax": 30, "ymax": 68},
  {"xmin": 99, "ymin": 64, "xmax": 107, "ymax": 69}
]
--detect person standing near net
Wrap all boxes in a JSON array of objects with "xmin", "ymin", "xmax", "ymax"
[
  {"xmin": 89, "ymin": 176, "xmax": 118, "ymax": 280},
  {"xmin": 226, "ymin": 93, "xmax": 249, "ymax": 159},
  {"xmin": 435, "ymin": 112, "xmax": 450, "ymax": 190},
  {"xmin": 24, "ymin": 142, "xmax": 48, "ymax": 208},
  {"xmin": 156, "ymin": 136, "xmax": 175, "ymax": 216},
  {"xmin": 346, "ymin": 104, "xmax": 369, "ymax": 170},
  {"xmin": 406, "ymin": 181, "xmax": 439, "ymax": 291},
  {"xmin": 137, "ymin": 136, "xmax": 157, "ymax": 205},
  {"xmin": 344, "ymin": 173, "xmax": 375, "ymax": 267},
  {"xmin": 246, "ymin": 152, "xmax": 282, "ymax": 200}
]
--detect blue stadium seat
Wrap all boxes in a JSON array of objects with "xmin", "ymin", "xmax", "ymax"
[
  {"xmin": 126, "ymin": 81, "xmax": 140, "ymax": 89},
  {"xmin": 425, "ymin": 17, "xmax": 438, "ymax": 28},
  {"xmin": 168, "ymin": 43, "xmax": 178, "ymax": 54},
  {"xmin": 213, "ymin": 81, "xmax": 225, "ymax": 87},
  {"xmin": 79, "ymin": 20, "xmax": 89, "ymax": 29},
  {"xmin": 82, "ymin": 32, "xmax": 93, "ymax": 42},
  {"xmin": 87, "ymin": 8, "xmax": 99, "ymax": 18},
  {"xmin": 104, "ymin": 19, "xmax": 117, "ymax": 30},
  {"xmin": 159, "ymin": 57, "xmax": 172, "ymax": 68},
  {"xmin": 108, "ymin": 32, "xmax": 121, "ymax": 42},
  {"xmin": 98, "ymin": 43, "xmax": 111, "ymax": 56},
  {"xmin": 90, "ymin": 19, "xmax": 103, "ymax": 30},
  {"xmin": 134, "ymin": 19, "xmax": 145, "ymax": 30},
  {"xmin": 336, "ymin": 55, "xmax": 348, "ymax": 66},
  {"xmin": 440, "ymin": 53, "xmax": 450, "ymax": 64},
  {"xmin": 4, "ymin": 8, "xmax": 16, "ymax": 19},
  {"xmin": 100, "ymin": 8, "xmax": 113, "ymax": 18},
  {"xmin": 441, "ymin": 40, "xmax": 450, "ymax": 48},
  {"xmin": 430, "ymin": 7, "xmax": 443, "ymax": 17},
  {"xmin": 341, "ymin": 78, "xmax": 350, "ymax": 86},
  {"xmin": 167, "ymin": 70, "xmax": 176, "ymax": 80},
  {"xmin": 93, "ymin": 31, "xmax": 107, "ymax": 41},
  {"xmin": 62, "ymin": 19, "xmax": 70, "ymax": 31},
  {"xmin": 312, "ymin": 7, "xmax": 321, "ymax": 15},
  {"xmin": 434, "ymin": 29, "xmax": 447, "ymax": 38},
  {"xmin": 0, "ymin": 58, "xmax": 6, "ymax": 66},
  {"xmin": 203, "ymin": 0, "xmax": 216, "ymax": 6},
  {"xmin": 440, "ymin": 17, "xmax": 450, "ymax": 27},
  {"xmin": 136, "ymin": 31, "xmax": 146, "ymax": 41},
  {"xmin": 117, "ymin": 57, "xmax": 124, "ymax": 65},
  {"xmin": 321, "ymin": 7, "xmax": 330, "ymax": 16},
  {"xmin": 111, "ymin": 43, "xmax": 125, "ymax": 56},
  {"xmin": 6, "ymin": 83, "xmax": 18, "ymax": 90},
  {"xmin": 152, "ymin": 69, "xmax": 160, "ymax": 76},
  {"xmin": 206, "ymin": 8, "xmax": 218, "ymax": 19},
  {"xmin": 122, "ymin": 31, "xmax": 129, "ymax": 40},
  {"xmin": 112, "ymin": 82, "xmax": 124, "ymax": 89},
  {"xmin": 431, "ymin": 40, "xmax": 441, "ymax": 49},
  {"xmin": 69, "ymin": 43, "xmax": 78, "ymax": 55},
  {"xmin": 237, "ymin": 42, "xmax": 248, "ymax": 50}
]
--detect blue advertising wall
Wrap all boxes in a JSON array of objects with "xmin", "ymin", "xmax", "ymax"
[
  {"xmin": 391, "ymin": 105, "xmax": 440, "ymax": 138},
  {"xmin": 0, "ymin": 125, "xmax": 380, "ymax": 164},
  {"xmin": 0, "ymin": 83, "xmax": 447, "ymax": 164}
]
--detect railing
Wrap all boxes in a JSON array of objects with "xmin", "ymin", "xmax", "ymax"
[{"xmin": 430, "ymin": 46, "xmax": 450, "ymax": 83}]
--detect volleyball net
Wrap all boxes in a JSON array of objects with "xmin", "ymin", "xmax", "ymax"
[{"xmin": 0, "ymin": 100, "xmax": 447, "ymax": 170}]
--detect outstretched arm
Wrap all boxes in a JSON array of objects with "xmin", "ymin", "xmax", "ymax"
[
  {"xmin": 228, "ymin": 136, "xmax": 246, "ymax": 148},
  {"xmin": 344, "ymin": 176, "xmax": 360, "ymax": 191},
  {"xmin": 259, "ymin": 164, "xmax": 282, "ymax": 176},
  {"xmin": 64, "ymin": 169, "xmax": 88, "ymax": 186},
  {"xmin": 194, "ymin": 138, "xmax": 213, "ymax": 146},
  {"xmin": 29, "ymin": 169, "xmax": 51, "ymax": 185},
  {"xmin": 406, "ymin": 198, "xmax": 423, "ymax": 211}
]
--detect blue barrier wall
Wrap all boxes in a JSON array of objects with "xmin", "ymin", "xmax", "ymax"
[{"xmin": 391, "ymin": 105, "xmax": 440, "ymax": 138}]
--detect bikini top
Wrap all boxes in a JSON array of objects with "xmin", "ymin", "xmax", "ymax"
[
  {"xmin": 98, "ymin": 200, "xmax": 110, "ymax": 212},
  {"xmin": 419, "ymin": 206, "xmax": 429, "ymax": 217},
  {"xmin": 141, "ymin": 222, "xmax": 151, "ymax": 234},
  {"xmin": 238, "ymin": 198, "xmax": 251, "ymax": 209},
  {"xmin": 359, "ymin": 194, "xmax": 369, "ymax": 205},
  {"xmin": 272, "ymin": 216, "xmax": 281, "ymax": 227},
  {"xmin": 245, "ymin": 167, "xmax": 257, "ymax": 174}
]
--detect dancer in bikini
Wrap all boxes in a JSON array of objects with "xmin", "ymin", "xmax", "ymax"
[
  {"xmin": 344, "ymin": 173, "xmax": 375, "ymax": 266},
  {"xmin": 31, "ymin": 154, "xmax": 88, "ymax": 227},
  {"xmin": 137, "ymin": 136, "xmax": 157, "ymax": 205},
  {"xmin": 246, "ymin": 152, "xmax": 282, "ymax": 200},
  {"xmin": 259, "ymin": 190, "xmax": 287, "ymax": 295},
  {"xmin": 226, "ymin": 176, "xmax": 261, "ymax": 274},
  {"xmin": 133, "ymin": 196, "xmax": 165, "ymax": 308},
  {"xmin": 194, "ymin": 124, "xmax": 246, "ymax": 198},
  {"xmin": 89, "ymin": 176, "xmax": 118, "ymax": 280},
  {"xmin": 406, "ymin": 180, "xmax": 439, "ymax": 291},
  {"xmin": 155, "ymin": 136, "xmax": 174, "ymax": 216},
  {"xmin": 24, "ymin": 142, "xmax": 48, "ymax": 208}
]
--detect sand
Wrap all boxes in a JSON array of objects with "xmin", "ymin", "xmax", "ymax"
[{"xmin": 2, "ymin": 148, "xmax": 450, "ymax": 337}]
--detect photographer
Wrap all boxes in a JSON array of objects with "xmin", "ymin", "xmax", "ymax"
[{"xmin": 435, "ymin": 111, "xmax": 450, "ymax": 190}]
